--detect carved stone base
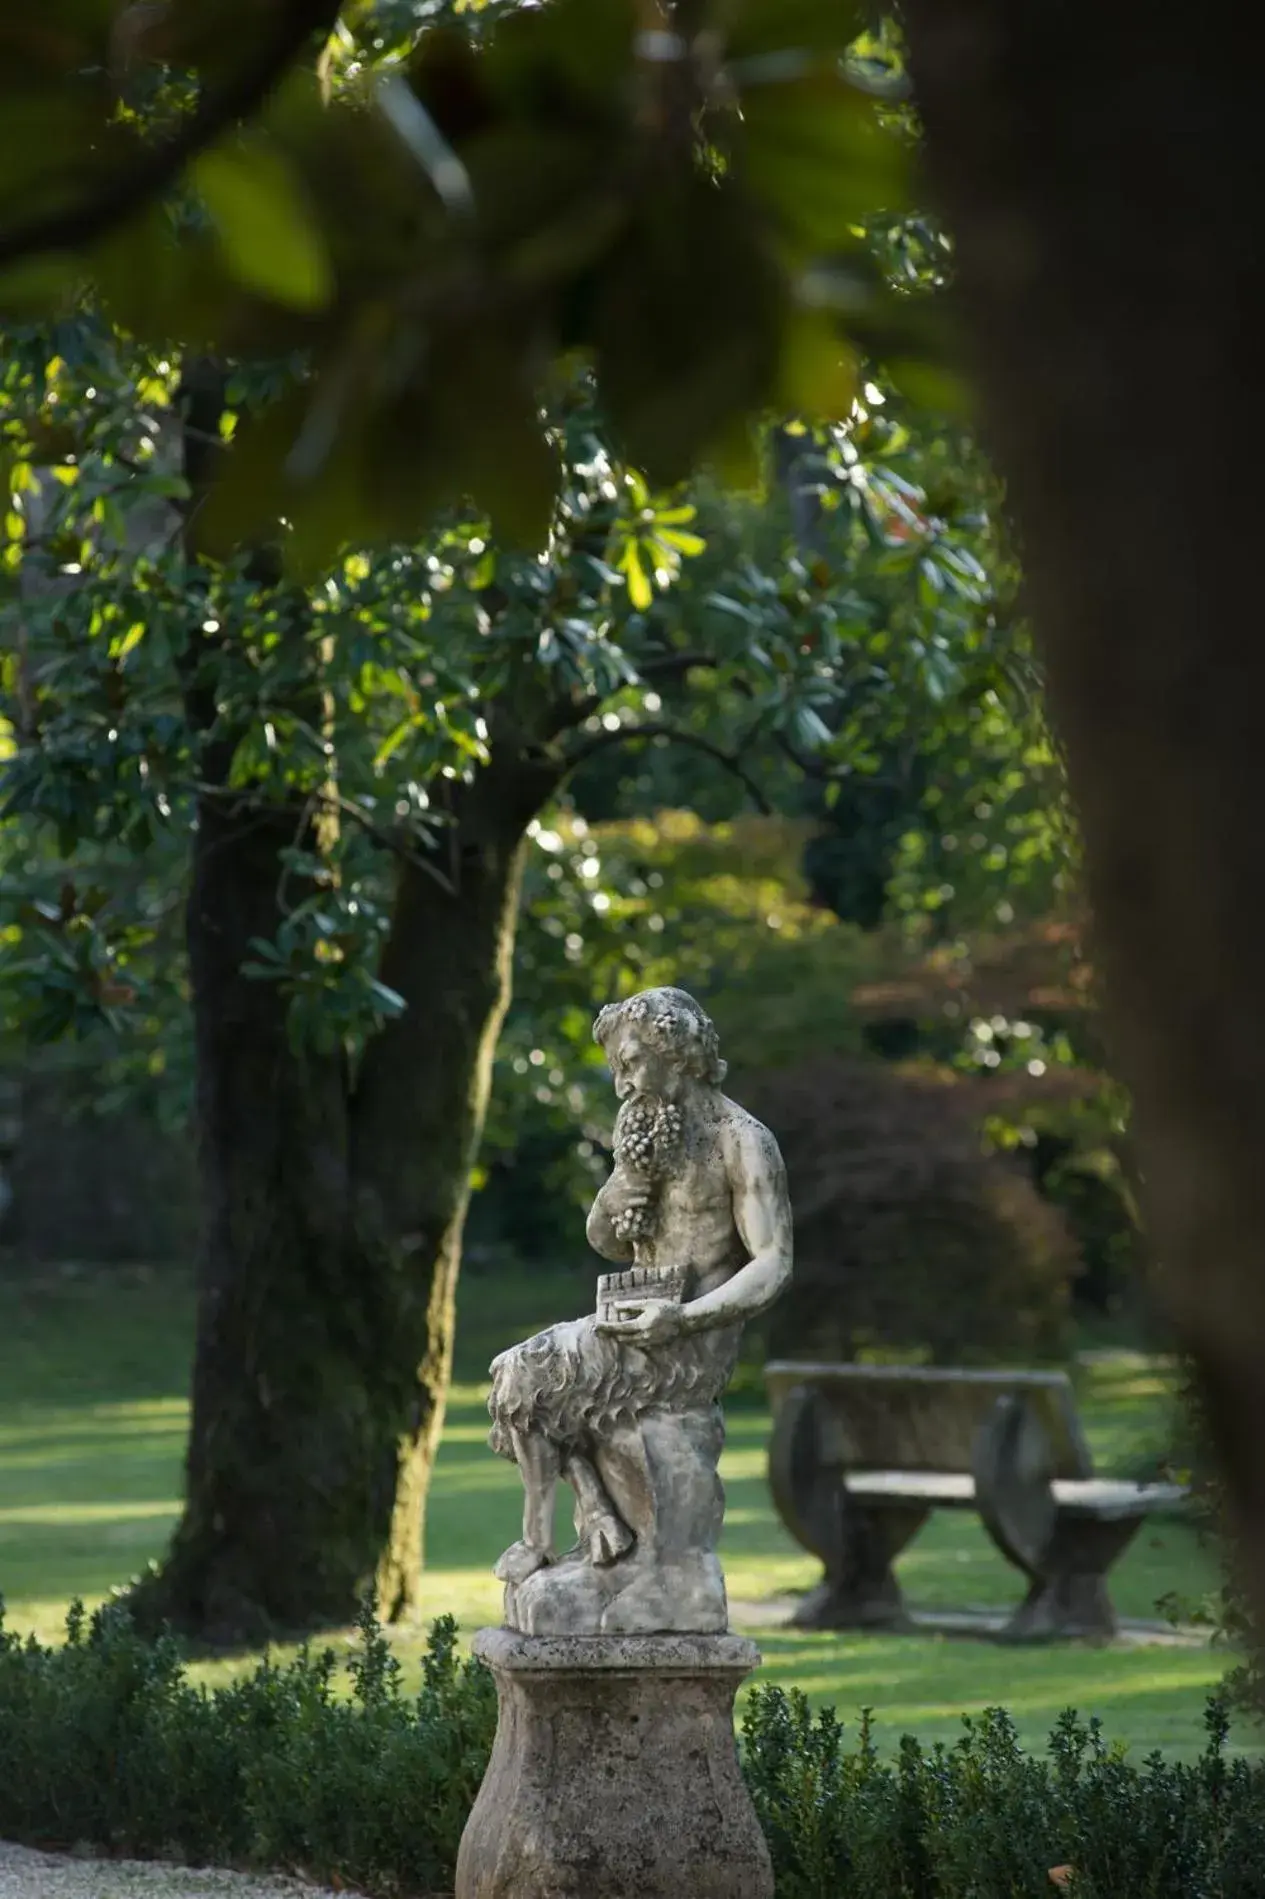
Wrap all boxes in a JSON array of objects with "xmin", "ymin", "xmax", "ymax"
[
  {"xmin": 504, "ymin": 1407, "xmax": 730, "ymax": 1636},
  {"xmin": 507, "ymin": 1544, "xmax": 728, "ymax": 1635},
  {"xmin": 455, "ymin": 1629, "xmax": 774, "ymax": 1899}
]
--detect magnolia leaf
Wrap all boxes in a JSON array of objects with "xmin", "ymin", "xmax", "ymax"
[
  {"xmin": 366, "ymin": 977, "xmax": 407, "ymax": 1016},
  {"xmin": 792, "ymin": 703, "xmax": 834, "ymax": 749},
  {"xmin": 193, "ymin": 138, "xmax": 334, "ymax": 313},
  {"xmin": 619, "ymin": 542, "xmax": 653, "ymax": 610},
  {"xmin": 655, "ymin": 527, "xmax": 706, "ymax": 557},
  {"xmin": 373, "ymin": 719, "xmax": 416, "ymax": 772}
]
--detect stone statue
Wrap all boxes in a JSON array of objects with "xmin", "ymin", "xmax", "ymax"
[{"xmin": 487, "ymin": 986, "xmax": 793, "ymax": 1636}]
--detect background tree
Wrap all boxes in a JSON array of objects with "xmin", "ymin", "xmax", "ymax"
[
  {"xmin": 10, "ymin": 0, "xmax": 1226, "ymax": 1654},
  {"xmin": 3, "ymin": 295, "xmax": 1033, "ymax": 1638}
]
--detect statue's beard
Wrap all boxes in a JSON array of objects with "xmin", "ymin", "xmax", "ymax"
[{"xmin": 613, "ymin": 1091, "xmax": 687, "ymax": 1181}]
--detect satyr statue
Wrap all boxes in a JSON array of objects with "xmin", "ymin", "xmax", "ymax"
[{"xmin": 488, "ymin": 986, "xmax": 793, "ymax": 1635}]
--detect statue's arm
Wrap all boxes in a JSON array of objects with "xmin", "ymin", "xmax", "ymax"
[{"xmin": 680, "ymin": 1119, "xmax": 793, "ymax": 1336}]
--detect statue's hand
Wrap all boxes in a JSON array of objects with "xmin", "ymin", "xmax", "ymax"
[{"xmin": 597, "ymin": 1298, "xmax": 685, "ymax": 1347}]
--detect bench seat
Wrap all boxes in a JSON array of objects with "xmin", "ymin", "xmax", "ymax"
[
  {"xmin": 844, "ymin": 1470, "xmax": 1186, "ymax": 1519},
  {"xmin": 765, "ymin": 1360, "xmax": 1188, "ymax": 1641}
]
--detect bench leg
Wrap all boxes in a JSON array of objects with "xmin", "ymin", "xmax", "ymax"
[
  {"xmin": 790, "ymin": 1501, "xmax": 931, "ymax": 1631},
  {"xmin": 767, "ymin": 1383, "xmax": 931, "ymax": 1631},
  {"xmin": 1000, "ymin": 1515, "xmax": 1142, "ymax": 1641}
]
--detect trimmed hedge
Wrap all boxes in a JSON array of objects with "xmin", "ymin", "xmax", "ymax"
[
  {"xmin": 0, "ymin": 1598, "xmax": 494, "ymax": 1896},
  {"xmin": 742, "ymin": 1685, "xmax": 1264, "ymax": 1898},
  {"xmin": 1, "ymin": 1597, "xmax": 1261, "ymax": 1896}
]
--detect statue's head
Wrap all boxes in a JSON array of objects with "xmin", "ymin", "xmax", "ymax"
[{"xmin": 592, "ymin": 987, "xmax": 727, "ymax": 1101}]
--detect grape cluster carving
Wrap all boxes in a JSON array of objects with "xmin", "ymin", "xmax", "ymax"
[{"xmin": 609, "ymin": 1098, "xmax": 684, "ymax": 1240}]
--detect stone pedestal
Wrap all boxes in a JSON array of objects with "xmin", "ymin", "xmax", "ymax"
[{"xmin": 455, "ymin": 1629, "xmax": 774, "ymax": 1899}]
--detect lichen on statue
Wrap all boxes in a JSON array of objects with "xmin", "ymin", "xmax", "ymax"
[{"xmin": 487, "ymin": 985, "xmax": 793, "ymax": 1636}]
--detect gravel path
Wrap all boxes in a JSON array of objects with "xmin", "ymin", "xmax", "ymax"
[{"xmin": 0, "ymin": 1844, "xmax": 351, "ymax": 1899}]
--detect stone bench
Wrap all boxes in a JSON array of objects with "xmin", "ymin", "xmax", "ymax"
[{"xmin": 765, "ymin": 1361, "xmax": 1186, "ymax": 1640}]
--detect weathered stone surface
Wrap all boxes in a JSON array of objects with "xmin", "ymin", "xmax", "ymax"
[
  {"xmin": 505, "ymin": 1407, "xmax": 730, "ymax": 1635},
  {"xmin": 766, "ymin": 1362, "xmax": 1187, "ymax": 1637},
  {"xmin": 455, "ymin": 1629, "xmax": 774, "ymax": 1899},
  {"xmin": 487, "ymin": 986, "xmax": 793, "ymax": 1635}
]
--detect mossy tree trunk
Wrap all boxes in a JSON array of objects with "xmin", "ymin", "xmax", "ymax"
[
  {"xmin": 143, "ymin": 748, "xmax": 556, "ymax": 1643},
  {"xmin": 903, "ymin": 2, "xmax": 1265, "ymax": 1642}
]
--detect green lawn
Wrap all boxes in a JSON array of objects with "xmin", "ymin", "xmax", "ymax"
[{"xmin": 0, "ymin": 1262, "xmax": 1248, "ymax": 1760}]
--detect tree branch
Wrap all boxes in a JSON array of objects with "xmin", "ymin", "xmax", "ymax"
[
  {"xmin": 0, "ymin": 0, "xmax": 343, "ymax": 270},
  {"xmin": 331, "ymin": 793, "xmax": 457, "ymax": 895},
  {"xmin": 564, "ymin": 721, "xmax": 773, "ymax": 813},
  {"xmin": 637, "ymin": 649, "xmax": 719, "ymax": 679}
]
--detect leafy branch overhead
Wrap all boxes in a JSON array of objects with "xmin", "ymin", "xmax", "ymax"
[{"xmin": 0, "ymin": 0, "xmax": 925, "ymax": 567}]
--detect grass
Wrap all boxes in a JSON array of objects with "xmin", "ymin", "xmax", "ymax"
[{"xmin": 0, "ymin": 1259, "xmax": 1250, "ymax": 1761}]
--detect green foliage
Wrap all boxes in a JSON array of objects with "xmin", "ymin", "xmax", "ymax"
[
  {"xmin": 0, "ymin": 1596, "xmax": 495, "ymax": 1893},
  {"xmin": 1, "ymin": 320, "xmax": 1041, "ymax": 1101},
  {"xmin": 742, "ymin": 1685, "xmax": 1265, "ymax": 1898},
  {"xmin": 478, "ymin": 809, "xmax": 883, "ymax": 1237},
  {"xmin": 982, "ymin": 1072, "xmax": 1144, "ymax": 1316},
  {"xmin": 0, "ymin": 0, "xmax": 932, "ymax": 566},
  {"xmin": 1, "ymin": 1589, "xmax": 1261, "ymax": 1898}
]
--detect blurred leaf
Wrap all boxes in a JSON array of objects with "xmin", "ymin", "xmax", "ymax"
[
  {"xmin": 484, "ymin": 0, "xmax": 636, "ymax": 112},
  {"xmin": 886, "ymin": 355, "xmax": 970, "ymax": 418},
  {"xmin": 94, "ymin": 203, "xmax": 239, "ymax": 349},
  {"xmin": 597, "ymin": 172, "xmax": 783, "ymax": 485},
  {"xmin": 444, "ymin": 334, "xmax": 560, "ymax": 551},
  {"xmin": 740, "ymin": 73, "xmax": 904, "ymax": 256},
  {"xmin": 193, "ymin": 137, "xmax": 334, "ymax": 313},
  {"xmin": 708, "ymin": 418, "xmax": 764, "ymax": 492},
  {"xmin": 0, "ymin": 253, "xmax": 79, "ymax": 319},
  {"xmin": 193, "ymin": 382, "xmax": 312, "ymax": 558}
]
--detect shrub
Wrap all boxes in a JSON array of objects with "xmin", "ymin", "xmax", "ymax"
[
  {"xmin": 742, "ymin": 1684, "xmax": 1265, "ymax": 1898},
  {"xmin": 743, "ymin": 1056, "xmax": 1077, "ymax": 1364},
  {"xmin": 1, "ymin": 1597, "xmax": 1264, "ymax": 1896},
  {"xmin": 0, "ymin": 1596, "xmax": 495, "ymax": 1895}
]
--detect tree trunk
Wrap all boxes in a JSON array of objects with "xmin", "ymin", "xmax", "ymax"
[
  {"xmin": 902, "ymin": 4, "xmax": 1265, "ymax": 1635},
  {"xmin": 352, "ymin": 750, "xmax": 559, "ymax": 1621},
  {"xmin": 137, "ymin": 752, "xmax": 550, "ymax": 1643},
  {"xmin": 142, "ymin": 787, "xmax": 359, "ymax": 1641}
]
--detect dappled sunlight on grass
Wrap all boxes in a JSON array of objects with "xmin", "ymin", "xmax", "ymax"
[
  {"xmin": 744, "ymin": 1630, "xmax": 1241, "ymax": 1759},
  {"xmin": 0, "ymin": 1500, "xmax": 178, "ymax": 1524},
  {"xmin": 0, "ymin": 1269, "xmax": 1243, "ymax": 1760}
]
